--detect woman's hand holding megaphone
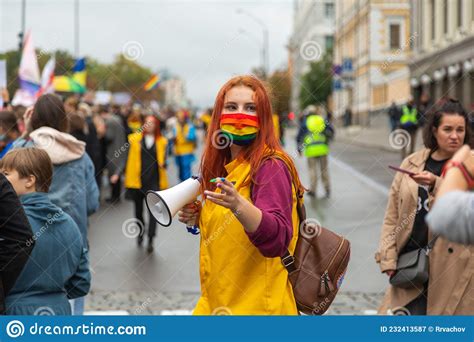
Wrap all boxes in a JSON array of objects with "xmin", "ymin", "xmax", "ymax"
[{"xmin": 178, "ymin": 200, "xmax": 201, "ymax": 226}]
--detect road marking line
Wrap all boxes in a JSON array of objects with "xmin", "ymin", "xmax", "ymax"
[{"xmin": 329, "ymin": 156, "xmax": 390, "ymax": 197}]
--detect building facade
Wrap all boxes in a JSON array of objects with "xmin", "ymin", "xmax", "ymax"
[
  {"xmin": 333, "ymin": 0, "xmax": 411, "ymax": 125},
  {"xmin": 162, "ymin": 77, "xmax": 188, "ymax": 109},
  {"xmin": 410, "ymin": 0, "xmax": 474, "ymax": 110},
  {"xmin": 289, "ymin": 0, "xmax": 335, "ymax": 113}
]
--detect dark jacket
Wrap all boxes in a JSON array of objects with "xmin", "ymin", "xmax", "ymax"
[
  {"xmin": 388, "ymin": 104, "xmax": 401, "ymax": 120},
  {"xmin": 0, "ymin": 174, "xmax": 34, "ymax": 314},
  {"xmin": 6, "ymin": 192, "xmax": 90, "ymax": 315}
]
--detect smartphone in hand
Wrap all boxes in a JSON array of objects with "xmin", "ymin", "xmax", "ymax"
[{"xmin": 388, "ymin": 165, "xmax": 416, "ymax": 177}]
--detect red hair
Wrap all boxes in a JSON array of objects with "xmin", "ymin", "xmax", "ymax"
[
  {"xmin": 142, "ymin": 114, "xmax": 161, "ymax": 140},
  {"xmin": 200, "ymin": 75, "xmax": 305, "ymax": 197}
]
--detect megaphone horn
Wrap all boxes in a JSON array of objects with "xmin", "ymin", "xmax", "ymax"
[{"xmin": 145, "ymin": 175, "xmax": 201, "ymax": 227}]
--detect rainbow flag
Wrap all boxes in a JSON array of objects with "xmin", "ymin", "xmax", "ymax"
[
  {"xmin": 144, "ymin": 74, "xmax": 160, "ymax": 91},
  {"xmin": 53, "ymin": 58, "xmax": 87, "ymax": 93},
  {"xmin": 18, "ymin": 31, "xmax": 41, "ymax": 96}
]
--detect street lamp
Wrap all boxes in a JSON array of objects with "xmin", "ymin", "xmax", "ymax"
[
  {"xmin": 238, "ymin": 28, "xmax": 264, "ymax": 73},
  {"xmin": 236, "ymin": 8, "xmax": 269, "ymax": 78}
]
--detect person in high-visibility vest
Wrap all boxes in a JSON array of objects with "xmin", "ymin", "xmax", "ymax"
[
  {"xmin": 171, "ymin": 110, "xmax": 197, "ymax": 181},
  {"xmin": 399, "ymin": 99, "xmax": 418, "ymax": 159},
  {"xmin": 296, "ymin": 105, "xmax": 334, "ymax": 198}
]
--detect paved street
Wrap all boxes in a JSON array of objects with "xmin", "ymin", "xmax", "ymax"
[{"xmin": 86, "ymin": 126, "xmax": 402, "ymax": 315}]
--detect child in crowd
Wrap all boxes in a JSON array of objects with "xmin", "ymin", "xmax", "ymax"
[
  {"xmin": 0, "ymin": 147, "xmax": 91, "ymax": 315},
  {"xmin": 0, "ymin": 111, "xmax": 20, "ymax": 158}
]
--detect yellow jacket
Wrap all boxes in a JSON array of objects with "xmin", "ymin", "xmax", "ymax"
[
  {"xmin": 174, "ymin": 123, "xmax": 196, "ymax": 156},
  {"xmin": 272, "ymin": 113, "xmax": 280, "ymax": 140},
  {"xmin": 194, "ymin": 157, "xmax": 299, "ymax": 315},
  {"xmin": 124, "ymin": 133, "xmax": 169, "ymax": 190}
]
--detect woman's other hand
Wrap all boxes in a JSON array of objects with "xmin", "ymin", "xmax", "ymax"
[
  {"xmin": 411, "ymin": 171, "xmax": 436, "ymax": 186},
  {"xmin": 204, "ymin": 178, "xmax": 244, "ymax": 213}
]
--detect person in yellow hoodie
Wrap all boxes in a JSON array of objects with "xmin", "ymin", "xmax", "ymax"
[
  {"xmin": 177, "ymin": 75, "xmax": 305, "ymax": 315},
  {"xmin": 124, "ymin": 115, "xmax": 168, "ymax": 253}
]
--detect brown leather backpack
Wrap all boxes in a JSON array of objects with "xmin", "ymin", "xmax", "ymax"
[{"xmin": 281, "ymin": 202, "xmax": 351, "ymax": 315}]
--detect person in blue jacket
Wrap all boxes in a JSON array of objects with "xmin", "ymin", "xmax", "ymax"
[
  {"xmin": 13, "ymin": 95, "xmax": 99, "ymax": 314},
  {"xmin": 0, "ymin": 147, "xmax": 91, "ymax": 315}
]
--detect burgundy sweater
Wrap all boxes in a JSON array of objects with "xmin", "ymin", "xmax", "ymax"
[{"xmin": 246, "ymin": 159, "xmax": 294, "ymax": 258}]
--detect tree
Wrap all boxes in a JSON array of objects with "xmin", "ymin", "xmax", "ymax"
[
  {"xmin": 267, "ymin": 68, "xmax": 291, "ymax": 115},
  {"xmin": 250, "ymin": 66, "xmax": 266, "ymax": 80},
  {"xmin": 0, "ymin": 50, "xmax": 21, "ymax": 96},
  {"xmin": 299, "ymin": 50, "xmax": 333, "ymax": 110},
  {"xmin": 106, "ymin": 54, "xmax": 152, "ymax": 93},
  {"xmin": 52, "ymin": 50, "xmax": 75, "ymax": 75}
]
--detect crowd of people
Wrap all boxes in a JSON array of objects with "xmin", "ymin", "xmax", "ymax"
[
  {"xmin": 0, "ymin": 76, "xmax": 473, "ymax": 316},
  {"xmin": 0, "ymin": 91, "xmax": 201, "ymax": 314}
]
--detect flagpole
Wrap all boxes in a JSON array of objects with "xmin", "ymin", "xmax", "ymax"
[
  {"xmin": 18, "ymin": 0, "xmax": 26, "ymax": 51},
  {"xmin": 74, "ymin": 0, "xmax": 79, "ymax": 57}
]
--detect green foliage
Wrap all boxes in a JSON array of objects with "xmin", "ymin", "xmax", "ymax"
[
  {"xmin": 267, "ymin": 68, "xmax": 291, "ymax": 115},
  {"xmin": 0, "ymin": 50, "xmax": 21, "ymax": 96},
  {"xmin": 106, "ymin": 54, "xmax": 152, "ymax": 92},
  {"xmin": 299, "ymin": 50, "xmax": 333, "ymax": 110}
]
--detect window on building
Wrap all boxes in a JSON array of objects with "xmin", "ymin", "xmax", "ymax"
[
  {"xmin": 457, "ymin": 0, "xmax": 463, "ymax": 28},
  {"xmin": 324, "ymin": 3, "xmax": 334, "ymax": 18},
  {"xmin": 389, "ymin": 23, "xmax": 401, "ymax": 49},
  {"xmin": 325, "ymin": 36, "xmax": 334, "ymax": 50}
]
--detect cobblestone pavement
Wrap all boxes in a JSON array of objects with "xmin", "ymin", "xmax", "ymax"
[{"xmin": 85, "ymin": 290, "xmax": 384, "ymax": 315}]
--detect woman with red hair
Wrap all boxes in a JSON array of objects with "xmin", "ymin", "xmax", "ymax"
[
  {"xmin": 125, "ymin": 115, "xmax": 169, "ymax": 253},
  {"xmin": 178, "ymin": 75, "xmax": 305, "ymax": 314}
]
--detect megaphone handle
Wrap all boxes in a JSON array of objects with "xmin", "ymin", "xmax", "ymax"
[{"xmin": 186, "ymin": 225, "xmax": 200, "ymax": 235}]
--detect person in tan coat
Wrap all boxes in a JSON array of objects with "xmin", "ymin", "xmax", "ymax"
[{"xmin": 375, "ymin": 99, "xmax": 473, "ymax": 315}]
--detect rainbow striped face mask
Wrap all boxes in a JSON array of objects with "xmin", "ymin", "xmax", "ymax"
[{"xmin": 220, "ymin": 113, "xmax": 260, "ymax": 146}]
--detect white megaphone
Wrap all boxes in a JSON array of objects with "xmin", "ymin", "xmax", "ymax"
[{"xmin": 145, "ymin": 175, "xmax": 201, "ymax": 226}]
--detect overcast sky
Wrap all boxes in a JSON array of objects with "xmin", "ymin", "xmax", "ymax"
[{"xmin": 1, "ymin": 0, "xmax": 294, "ymax": 107}]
